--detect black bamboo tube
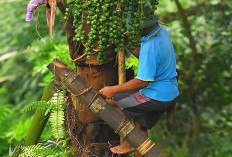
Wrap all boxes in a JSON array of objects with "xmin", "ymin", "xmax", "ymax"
[{"xmin": 47, "ymin": 58, "xmax": 162, "ymax": 157}]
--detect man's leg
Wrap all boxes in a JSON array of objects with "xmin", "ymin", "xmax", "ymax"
[
  {"xmin": 107, "ymin": 98, "xmax": 148, "ymax": 155},
  {"xmin": 106, "ymin": 98, "xmax": 124, "ymax": 115},
  {"xmin": 106, "ymin": 92, "xmax": 173, "ymax": 155},
  {"xmin": 109, "ymin": 121, "xmax": 148, "ymax": 155},
  {"xmin": 106, "ymin": 98, "xmax": 136, "ymax": 154}
]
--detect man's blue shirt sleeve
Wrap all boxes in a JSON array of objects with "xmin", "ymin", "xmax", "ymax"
[{"xmin": 136, "ymin": 44, "xmax": 157, "ymax": 82}]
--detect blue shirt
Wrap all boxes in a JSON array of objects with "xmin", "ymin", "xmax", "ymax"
[{"xmin": 136, "ymin": 24, "xmax": 179, "ymax": 102}]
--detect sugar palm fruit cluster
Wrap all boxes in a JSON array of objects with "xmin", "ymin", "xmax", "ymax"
[{"xmin": 64, "ymin": 0, "xmax": 159, "ymax": 62}]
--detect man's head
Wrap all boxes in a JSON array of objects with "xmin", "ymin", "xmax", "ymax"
[
  {"xmin": 140, "ymin": 3, "xmax": 159, "ymax": 36},
  {"xmin": 141, "ymin": 15, "xmax": 158, "ymax": 30},
  {"xmin": 140, "ymin": 13, "xmax": 158, "ymax": 37},
  {"xmin": 140, "ymin": 22, "xmax": 158, "ymax": 37},
  {"xmin": 126, "ymin": 3, "xmax": 159, "ymax": 37}
]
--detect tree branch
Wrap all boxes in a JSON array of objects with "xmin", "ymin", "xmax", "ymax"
[
  {"xmin": 0, "ymin": 75, "xmax": 14, "ymax": 83},
  {"xmin": 0, "ymin": 51, "xmax": 20, "ymax": 62},
  {"xmin": 160, "ymin": 3, "xmax": 230, "ymax": 23},
  {"xmin": 174, "ymin": 0, "xmax": 197, "ymax": 80},
  {"xmin": 174, "ymin": 0, "xmax": 200, "ymax": 144}
]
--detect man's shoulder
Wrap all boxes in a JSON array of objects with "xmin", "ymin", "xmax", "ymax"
[
  {"xmin": 140, "ymin": 39, "xmax": 159, "ymax": 55},
  {"xmin": 144, "ymin": 29, "xmax": 167, "ymax": 46},
  {"xmin": 142, "ymin": 36, "xmax": 159, "ymax": 48}
]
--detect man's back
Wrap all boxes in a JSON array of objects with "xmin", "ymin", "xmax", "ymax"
[{"xmin": 136, "ymin": 24, "xmax": 179, "ymax": 101}]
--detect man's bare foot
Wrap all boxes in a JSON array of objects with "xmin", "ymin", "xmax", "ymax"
[{"xmin": 110, "ymin": 141, "xmax": 135, "ymax": 154}]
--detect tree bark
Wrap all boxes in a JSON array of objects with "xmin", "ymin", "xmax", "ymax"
[
  {"xmin": 56, "ymin": 0, "xmax": 81, "ymax": 59},
  {"xmin": 69, "ymin": 60, "xmax": 119, "ymax": 156},
  {"xmin": 56, "ymin": 0, "xmax": 120, "ymax": 156}
]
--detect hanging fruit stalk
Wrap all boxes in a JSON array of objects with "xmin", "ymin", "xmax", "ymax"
[
  {"xmin": 64, "ymin": 0, "xmax": 159, "ymax": 63},
  {"xmin": 25, "ymin": 0, "xmax": 159, "ymax": 61}
]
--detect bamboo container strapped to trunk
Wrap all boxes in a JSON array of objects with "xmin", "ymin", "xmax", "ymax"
[{"xmin": 47, "ymin": 58, "xmax": 162, "ymax": 157}]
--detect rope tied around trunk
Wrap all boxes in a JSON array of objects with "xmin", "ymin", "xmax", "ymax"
[
  {"xmin": 115, "ymin": 116, "xmax": 127, "ymax": 134},
  {"xmin": 87, "ymin": 93, "xmax": 99, "ymax": 108}
]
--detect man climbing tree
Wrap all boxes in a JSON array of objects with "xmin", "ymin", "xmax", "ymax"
[{"xmin": 99, "ymin": 7, "xmax": 179, "ymax": 156}]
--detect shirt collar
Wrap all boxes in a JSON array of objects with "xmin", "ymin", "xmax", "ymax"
[{"xmin": 141, "ymin": 23, "xmax": 161, "ymax": 42}]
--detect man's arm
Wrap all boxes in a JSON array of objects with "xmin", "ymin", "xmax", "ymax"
[{"xmin": 99, "ymin": 78, "xmax": 149, "ymax": 98}]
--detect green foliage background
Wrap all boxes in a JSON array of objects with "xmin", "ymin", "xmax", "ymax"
[{"xmin": 0, "ymin": 0, "xmax": 231, "ymax": 156}]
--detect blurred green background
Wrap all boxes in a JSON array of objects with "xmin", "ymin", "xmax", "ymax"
[{"xmin": 0, "ymin": 0, "xmax": 232, "ymax": 156}]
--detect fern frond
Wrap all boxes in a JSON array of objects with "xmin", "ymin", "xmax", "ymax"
[
  {"xmin": 19, "ymin": 143, "xmax": 60, "ymax": 157},
  {"xmin": 33, "ymin": 147, "xmax": 59, "ymax": 157},
  {"xmin": 49, "ymin": 109, "xmax": 65, "ymax": 139},
  {"xmin": 19, "ymin": 144, "xmax": 42, "ymax": 157},
  {"xmin": 20, "ymin": 101, "xmax": 51, "ymax": 113},
  {"xmin": 19, "ymin": 90, "xmax": 69, "ymax": 157},
  {"xmin": 49, "ymin": 90, "xmax": 65, "ymax": 139}
]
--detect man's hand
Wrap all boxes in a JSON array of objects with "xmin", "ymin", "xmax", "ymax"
[
  {"xmin": 99, "ymin": 86, "xmax": 117, "ymax": 98},
  {"xmin": 99, "ymin": 78, "xmax": 149, "ymax": 98}
]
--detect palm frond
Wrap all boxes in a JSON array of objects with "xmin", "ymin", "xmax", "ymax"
[
  {"xmin": 19, "ymin": 143, "xmax": 60, "ymax": 157},
  {"xmin": 19, "ymin": 144, "xmax": 42, "ymax": 157},
  {"xmin": 20, "ymin": 101, "xmax": 51, "ymax": 113}
]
